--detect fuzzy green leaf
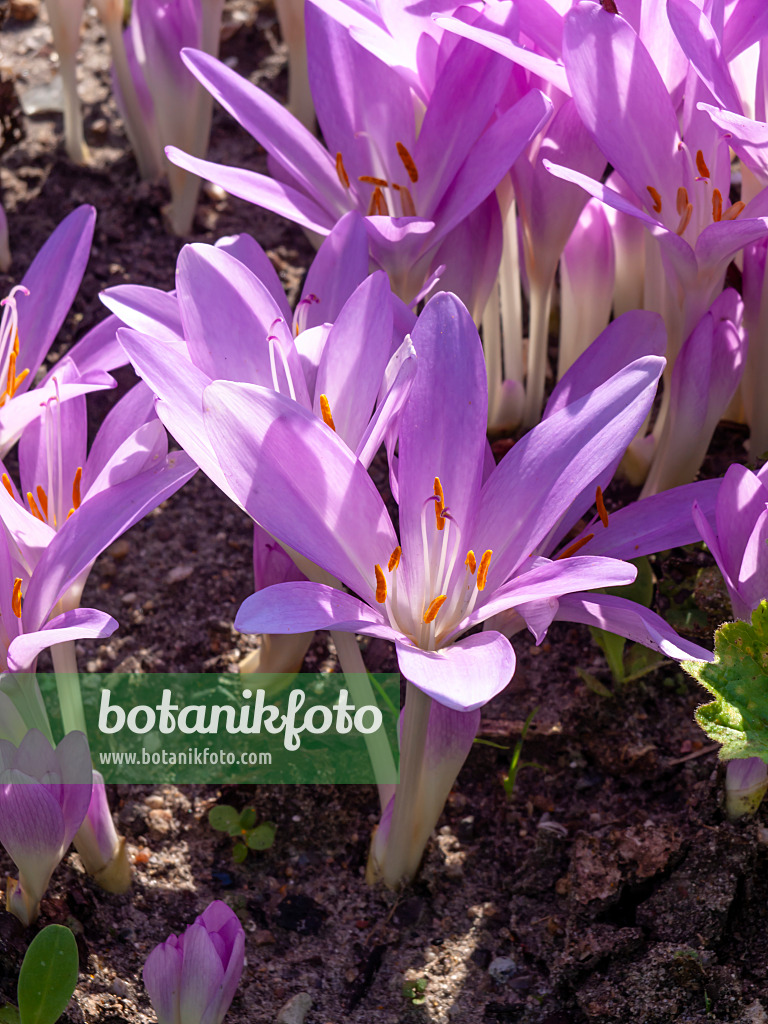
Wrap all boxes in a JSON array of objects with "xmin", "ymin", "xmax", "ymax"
[
  {"xmin": 683, "ymin": 601, "xmax": 768, "ymax": 762},
  {"xmin": 232, "ymin": 842, "xmax": 248, "ymax": 864},
  {"xmin": 239, "ymin": 807, "xmax": 257, "ymax": 830},
  {"xmin": 246, "ymin": 823, "xmax": 276, "ymax": 851},
  {"xmin": 208, "ymin": 805, "xmax": 240, "ymax": 834},
  {"xmin": 18, "ymin": 926, "xmax": 78, "ymax": 1024}
]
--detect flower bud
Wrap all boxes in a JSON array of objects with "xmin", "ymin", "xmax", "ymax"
[
  {"xmin": 0, "ymin": 729, "xmax": 92, "ymax": 924},
  {"xmin": 74, "ymin": 770, "xmax": 132, "ymax": 893},
  {"xmin": 143, "ymin": 900, "xmax": 245, "ymax": 1024}
]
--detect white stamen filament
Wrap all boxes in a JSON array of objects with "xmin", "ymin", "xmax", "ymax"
[{"xmin": 267, "ymin": 335, "xmax": 297, "ymax": 401}]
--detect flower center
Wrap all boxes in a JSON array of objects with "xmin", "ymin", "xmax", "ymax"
[
  {"xmin": 335, "ymin": 141, "xmax": 419, "ymax": 218},
  {"xmin": 0, "ymin": 286, "xmax": 30, "ymax": 408},
  {"xmin": 373, "ymin": 476, "xmax": 492, "ymax": 651}
]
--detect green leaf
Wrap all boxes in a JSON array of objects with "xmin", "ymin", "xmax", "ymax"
[
  {"xmin": 0, "ymin": 1005, "xmax": 21, "ymax": 1024},
  {"xmin": 683, "ymin": 601, "xmax": 768, "ymax": 762},
  {"xmin": 246, "ymin": 823, "xmax": 276, "ymax": 851},
  {"xmin": 589, "ymin": 626, "xmax": 627, "ymax": 682},
  {"xmin": 232, "ymin": 842, "xmax": 248, "ymax": 864},
  {"xmin": 18, "ymin": 925, "xmax": 78, "ymax": 1024},
  {"xmin": 208, "ymin": 805, "xmax": 240, "ymax": 834},
  {"xmin": 239, "ymin": 807, "xmax": 257, "ymax": 830},
  {"xmin": 576, "ymin": 668, "xmax": 613, "ymax": 698}
]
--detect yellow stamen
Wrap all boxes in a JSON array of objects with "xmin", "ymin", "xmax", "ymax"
[
  {"xmin": 465, "ymin": 550, "xmax": 477, "ymax": 574},
  {"xmin": 396, "ymin": 142, "xmax": 419, "ymax": 183},
  {"xmin": 392, "ymin": 183, "xmax": 416, "ymax": 217},
  {"xmin": 676, "ymin": 202, "xmax": 693, "ymax": 235},
  {"xmin": 319, "ymin": 394, "xmax": 336, "ymax": 431},
  {"xmin": 477, "ymin": 550, "xmax": 492, "ymax": 591},
  {"xmin": 423, "ymin": 594, "xmax": 447, "ymax": 623},
  {"xmin": 434, "ymin": 477, "xmax": 445, "ymax": 531},
  {"xmin": 695, "ymin": 149, "xmax": 710, "ymax": 178},
  {"xmin": 359, "ymin": 175, "xmax": 388, "ymax": 187},
  {"xmin": 723, "ymin": 200, "xmax": 745, "ymax": 221},
  {"xmin": 72, "ymin": 466, "xmax": 83, "ymax": 510},
  {"xmin": 66, "ymin": 508, "xmax": 75, "ymax": 520},
  {"xmin": 36, "ymin": 486, "xmax": 48, "ymax": 521},
  {"xmin": 676, "ymin": 186, "xmax": 689, "ymax": 216},
  {"xmin": 388, "ymin": 546, "xmax": 401, "ymax": 572},
  {"xmin": 27, "ymin": 491, "xmax": 44, "ymax": 521},
  {"xmin": 374, "ymin": 564, "xmax": 387, "ymax": 603},
  {"xmin": 646, "ymin": 186, "xmax": 662, "ymax": 214},
  {"xmin": 367, "ymin": 187, "xmax": 388, "ymax": 216},
  {"xmin": 2, "ymin": 473, "xmax": 14, "ymax": 499},
  {"xmin": 11, "ymin": 578, "xmax": 22, "ymax": 618},
  {"xmin": 596, "ymin": 486, "xmax": 609, "ymax": 529},
  {"xmin": 335, "ymin": 151, "xmax": 350, "ymax": 189},
  {"xmin": 556, "ymin": 533, "xmax": 594, "ymax": 560},
  {"xmin": 712, "ymin": 189, "xmax": 723, "ymax": 222}
]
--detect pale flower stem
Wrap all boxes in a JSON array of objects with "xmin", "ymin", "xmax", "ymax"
[
  {"xmin": 376, "ymin": 680, "xmax": 431, "ymax": 887},
  {"xmin": 522, "ymin": 276, "xmax": 554, "ymax": 429},
  {"xmin": 59, "ymin": 48, "xmax": 90, "ymax": 165},
  {"xmin": 51, "ymin": 637, "xmax": 87, "ymax": 737},
  {"xmin": 330, "ymin": 630, "xmax": 397, "ymax": 813},
  {"xmin": 499, "ymin": 198, "xmax": 524, "ymax": 387},
  {"xmin": 482, "ymin": 283, "xmax": 503, "ymax": 428},
  {"xmin": 102, "ymin": 15, "xmax": 163, "ymax": 180}
]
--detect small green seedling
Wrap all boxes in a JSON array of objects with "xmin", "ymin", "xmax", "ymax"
[
  {"xmin": 0, "ymin": 925, "xmax": 79, "ymax": 1024},
  {"xmin": 402, "ymin": 977, "xmax": 428, "ymax": 1006},
  {"xmin": 503, "ymin": 707, "xmax": 540, "ymax": 799},
  {"xmin": 208, "ymin": 804, "xmax": 276, "ymax": 863}
]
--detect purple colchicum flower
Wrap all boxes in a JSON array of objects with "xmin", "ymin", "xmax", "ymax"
[
  {"xmin": 202, "ymin": 293, "xmax": 708, "ymax": 884},
  {"xmin": 73, "ymin": 770, "xmax": 132, "ymax": 893},
  {"xmin": 0, "ymin": 205, "xmax": 115, "ymax": 457},
  {"xmin": 143, "ymin": 901, "xmax": 245, "ymax": 1024},
  {"xmin": 0, "ymin": 382, "xmax": 195, "ymax": 732},
  {"xmin": 165, "ymin": 1, "xmax": 552, "ymax": 310},
  {"xmin": 0, "ymin": 728, "xmax": 92, "ymax": 925}
]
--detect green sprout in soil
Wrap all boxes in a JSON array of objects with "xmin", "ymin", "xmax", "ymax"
[{"xmin": 208, "ymin": 804, "xmax": 277, "ymax": 864}]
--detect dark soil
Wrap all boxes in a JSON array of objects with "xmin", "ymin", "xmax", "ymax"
[{"xmin": 1, "ymin": 3, "xmax": 767, "ymax": 1023}]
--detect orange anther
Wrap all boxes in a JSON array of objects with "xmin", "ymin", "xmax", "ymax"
[
  {"xmin": 359, "ymin": 175, "xmax": 388, "ymax": 187},
  {"xmin": 36, "ymin": 486, "xmax": 48, "ymax": 521},
  {"xmin": 335, "ymin": 151, "xmax": 350, "ymax": 189},
  {"xmin": 11, "ymin": 577, "xmax": 22, "ymax": 618},
  {"xmin": 2, "ymin": 473, "xmax": 14, "ymax": 499},
  {"xmin": 319, "ymin": 394, "xmax": 336, "ymax": 432},
  {"xmin": 595, "ymin": 486, "xmax": 609, "ymax": 529},
  {"xmin": 72, "ymin": 466, "xmax": 82, "ymax": 510},
  {"xmin": 723, "ymin": 200, "xmax": 745, "ymax": 221},
  {"xmin": 477, "ymin": 550, "xmax": 492, "ymax": 591},
  {"xmin": 676, "ymin": 202, "xmax": 693, "ymax": 235},
  {"xmin": 396, "ymin": 142, "xmax": 419, "ymax": 183},
  {"xmin": 465, "ymin": 550, "xmax": 477, "ymax": 575},
  {"xmin": 556, "ymin": 533, "xmax": 594, "ymax": 560},
  {"xmin": 26, "ymin": 491, "xmax": 44, "ymax": 521},
  {"xmin": 712, "ymin": 189, "xmax": 723, "ymax": 222},
  {"xmin": 374, "ymin": 564, "xmax": 387, "ymax": 603},
  {"xmin": 434, "ymin": 477, "xmax": 445, "ymax": 531},
  {"xmin": 388, "ymin": 546, "xmax": 401, "ymax": 572},
  {"xmin": 676, "ymin": 186, "xmax": 689, "ymax": 216},
  {"xmin": 423, "ymin": 594, "xmax": 447, "ymax": 623},
  {"xmin": 695, "ymin": 149, "xmax": 710, "ymax": 178},
  {"xmin": 646, "ymin": 186, "xmax": 662, "ymax": 214},
  {"xmin": 367, "ymin": 187, "xmax": 388, "ymax": 216}
]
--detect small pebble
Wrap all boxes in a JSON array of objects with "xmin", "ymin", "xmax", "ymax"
[
  {"xmin": 165, "ymin": 564, "xmax": 194, "ymax": 585},
  {"xmin": 110, "ymin": 978, "xmax": 130, "ymax": 997},
  {"xmin": 275, "ymin": 992, "xmax": 312, "ymax": 1024},
  {"xmin": 488, "ymin": 956, "xmax": 518, "ymax": 983}
]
